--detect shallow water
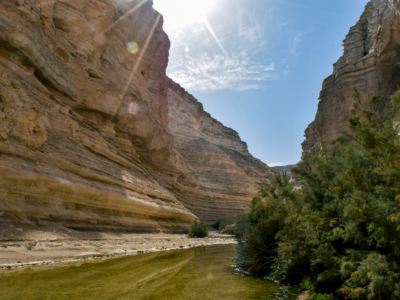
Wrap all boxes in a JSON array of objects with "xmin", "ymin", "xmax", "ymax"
[{"xmin": 0, "ymin": 244, "xmax": 279, "ymax": 300}]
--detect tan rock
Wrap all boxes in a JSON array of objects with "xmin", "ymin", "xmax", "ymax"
[
  {"xmin": 297, "ymin": 291, "xmax": 313, "ymax": 300},
  {"xmin": 225, "ymin": 224, "xmax": 235, "ymax": 234},
  {"xmin": 0, "ymin": 0, "xmax": 274, "ymax": 233},
  {"xmin": 302, "ymin": 0, "xmax": 400, "ymax": 159},
  {"xmin": 166, "ymin": 79, "xmax": 275, "ymax": 225}
]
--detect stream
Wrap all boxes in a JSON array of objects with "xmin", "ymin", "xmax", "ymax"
[{"xmin": 0, "ymin": 244, "xmax": 279, "ymax": 299}]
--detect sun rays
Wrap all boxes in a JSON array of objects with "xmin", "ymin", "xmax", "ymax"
[
  {"xmin": 153, "ymin": 0, "xmax": 215, "ymax": 30},
  {"xmin": 202, "ymin": 19, "xmax": 228, "ymax": 57},
  {"xmin": 119, "ymin": 14, "xmax": 162, "ymax": 103},
  {"xmin": 117, "ymin": 0, "xmax": 227, "ymax": 114},
  {"xmin": 153, "ymin": 0, "xmax": 227, "ymax": 56},
  {"xmin": 110, "ymin": 0, "xmax": 148, "ymax": 29},
  {"xmin": 37, "ymin": 0, "xmax": 228, "ymax": 115}
]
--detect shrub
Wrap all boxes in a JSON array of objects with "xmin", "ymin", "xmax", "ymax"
[
  {"xmin": 235, "ymin": 88, "xmax": 400, "ymax": 299},
  {"xmin": 299, "ymin": 277, "xmax": 314, "ymax": 292},
  {"xmin": 218, "ymin": 216, "xmax": 237, "ymax": 231},
  {"xmin": 307, "ymin": 293, "xmax": 334, "ymax": 300},
  {"xmin": 188, "ymin": 219, "xmax": 208, "ymax": 238},
  {"xmin": 233, "ymin": 213, "xmax": 250, "ymax": 239}
]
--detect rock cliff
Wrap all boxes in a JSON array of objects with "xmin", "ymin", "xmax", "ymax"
[
  {"xmin": 0, "ymin": 0, "xmax": 274, "ymax": 232},
  {"xmin": 271, "ymin": 165, "xmax": 295, "ymax": 177},
  {"xmin": 302, "ymin": 0, "xmax": 400, "ymax": 158},
  {"xmin": 166, "ymin": 79, "xmax": 274, "ymax": 225}
]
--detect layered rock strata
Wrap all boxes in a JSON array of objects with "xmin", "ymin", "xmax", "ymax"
[
  {"xmin": 166, "ymin": 79, "xmax": 275, "ymax": 225},
  {"xmin": 0, "ymin": 0, "xmax": 274, "ymax": 232},
  {"xmin": 302, "ymin": 0, "xmax": 400, "ymax": 158}
]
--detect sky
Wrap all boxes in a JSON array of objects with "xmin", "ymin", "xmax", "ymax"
[{"xmin": 153, "ymin": 0, "xmax": 370, "ymax": 167}]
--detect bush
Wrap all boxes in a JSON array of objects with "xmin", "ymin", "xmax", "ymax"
[
  {"xmin": 235, "ymin": 88, "xmax": 400, "ymax": 299},
  {"xmin": 188, "ymin": 219, "xmax": 208, "ymax": 238},
  {"xmin": 275, "ymin": 278, "xmax": 317, "ymax": 300},
  {"xmin": 218, "ymin": 216, "xmax": 237, "ymax": 231},
  {"xmin": 299, "ymin": 277, "xmax": 314, "ymax": 292},
  {"xmin": 233, "ymin": 213, "xmax": 250, "ymax": 239},
  {"xmin": 307, "ymin": 293, "xmax": 334, "ymax": 300}
]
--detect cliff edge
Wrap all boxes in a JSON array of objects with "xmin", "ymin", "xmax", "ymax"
[
  {"xmin": 0, "ymin": 0, "xmax": 274, "ymax": 232},
  {"xmin": 302, "ymin": 0, "xmax": 400, "ymax": 158}
]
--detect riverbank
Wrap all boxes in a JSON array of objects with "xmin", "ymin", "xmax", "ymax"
[{"xmin": 0, "ymin": 223, "xmax": 235, "ymax": 269}]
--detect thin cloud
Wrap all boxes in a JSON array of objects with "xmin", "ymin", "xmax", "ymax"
[
  {"xmin": 236, "ymin": 9, "xmax": 270, "ymax": 54},
  {"xmin": 238, "ymin": 10, "xmax": 263, "ymax": 44},
  {"xmin": 290, "ymin": 29, "xmax": 313, "ymax": 54},
  {"xmin": 167, "ymin": 52, "xmax": 277, "ymax": 92},
  {"xmin": 278, "ymin": 19, "xmax": 293, "ymax": 28}
]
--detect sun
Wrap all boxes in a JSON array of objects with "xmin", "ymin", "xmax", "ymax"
[{"xmin": 153, "ymin": 0, "xmax": 216, "ymax": 32}]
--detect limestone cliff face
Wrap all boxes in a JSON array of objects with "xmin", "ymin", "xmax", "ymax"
[
  {"xmin": 166, "ymin": 79, "xmax": 275, "ymax": 225},
  {"xmin": 0, "ymin": 0, "xmax": 273, "ymax": 231},
  {"xmin": 302, "ymin": 0, "xmax": 400, "ymax": 158}
]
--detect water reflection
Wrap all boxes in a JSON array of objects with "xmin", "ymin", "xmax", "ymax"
[
  {"xmin": 192, "ymin": 245, "xmax": 206, "ymax": 256},
  {"xmin": 0, "ymin": 244, "xmax": 279, "ymax": 300}
]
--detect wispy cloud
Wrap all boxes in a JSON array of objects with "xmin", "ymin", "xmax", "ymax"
[
  {"xmin": 235, "ymin": 9, "xmax": 270, "ymax": 55},
  {"xmin": 237, "ymin": 10, "xmax": 263, "ymax": 45},
  {"xmin": 290, "ymin": 29, "xmax": 313, "ymax": 54},
  {"xmin": 167, "ymin": 51, "xmax": 277, "ymax": 92}
]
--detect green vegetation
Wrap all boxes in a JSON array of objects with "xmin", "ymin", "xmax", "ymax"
[
  {"xmin": 235, "ymin": 88, "xmax": 400, "ymax": 299},
  {"xmin": 299, "ymin": 277, "xmax": 314, "ymax": 291},
  {"xmin": 188, "ymin": 219, "xmax": 208, "ymax": 238},
  {"xmin": 307, "ymin": 293, "xmax": 334, "ymax": 300},
  {"xmin": 275, "ymin": 278, "xmax": 333, "ymax": 300},
  {"xmin": 276, "ymin": 285, "xmax": 303, "ymax": 300},
  {"xmin": 218, "ymin": 216, "xmax": 237, "ymax": 231}
]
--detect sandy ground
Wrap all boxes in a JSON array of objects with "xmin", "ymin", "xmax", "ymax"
[{"xmin": 0, "ymin": 222, "xmax": 236, "ymax": 269}]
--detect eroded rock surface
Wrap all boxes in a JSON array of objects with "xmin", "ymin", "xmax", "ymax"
[
  {"xmin": 166, "ymin": 79, "xmax": 274, "ymax": 225},
  {"xmin": 302, "ymin": 0, "xmax": 400, "ymax": 158},
  {"xmin": 0, "ymin": 0, "xmax": 274, "ymax": 232}
]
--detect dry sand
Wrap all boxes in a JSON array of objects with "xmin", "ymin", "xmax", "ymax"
[{"xmin": 0, "ymin": 222, "xmax": 235, "ymax": 269}]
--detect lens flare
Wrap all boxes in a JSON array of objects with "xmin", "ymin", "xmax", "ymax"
[
  {"xmin": 128, "ymin": 102, "xmax": 139, "ymax": 115},
  {"xmin": 127, "ymin": 42, "xmax": 139, "ymax": 54},
  {"xmin": 184, "ymin": 43, "xmax": 190, "ymax": 53}
]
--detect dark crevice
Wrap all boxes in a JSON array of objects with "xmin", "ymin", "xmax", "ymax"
[
  {"xmin": 87, "ymin": 68, "xmax": 102, "ymax": 79},
  {"xmin": 74, "ymin": 105, "xmax": 120, "ymax": 123}
]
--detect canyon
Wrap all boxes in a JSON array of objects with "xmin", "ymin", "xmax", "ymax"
[
  {"xmin": 2, "ymin": 0, "xmax": 396, "ymax": 235},
  {"xmin": 0, "ymin": 0, "xmax": 275, "ymax": 233},
  {"xmin": 302, "ymin": 0, "xmax": 400, "ymax": 158}
]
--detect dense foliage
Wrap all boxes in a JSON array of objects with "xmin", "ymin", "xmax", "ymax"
[
  {"xmin": 236, "ymin": 88, "xmax": 400, "ymax": 299},
  {"xmin": 188, "ymin": 219, "xmax": 208, "ymax": 238}
]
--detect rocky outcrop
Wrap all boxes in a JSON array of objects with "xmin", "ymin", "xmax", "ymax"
[
  {"xmin": 0, "ymin": 0, "xmax": 273, "ymax": 232},
  {"xmin": 166, "ymin": 79, "xmax": 274, "ymax": 225},
  {"xmin": 271, "ymin": 165, "xmax": 295, "ymax": 177},
  {"xmin": 302, "ymin": 0, "xmax": 400, "ymax": 158}
]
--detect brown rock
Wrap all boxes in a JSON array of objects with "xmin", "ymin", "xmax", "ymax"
[
  {"xmin": 165, "ymin": 79, "xmax": 275, "ymax": 225},
  {"xmin": 297, "ymin": 291, "xmax": 313, "ymax": 300},
  {"xmin": 224, "ymin": 224, "xmax": 235, "ymax": 234},
  {"xmin": 0, "ymin": 0, "xmax": 274, "ymax": 232},
  {"xmin": 302, "ymin": 0, "xmax": 400, "ymax": 159}
]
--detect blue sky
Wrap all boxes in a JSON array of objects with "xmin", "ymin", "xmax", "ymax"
[{"xmin": 153, "ymin": 0, "xmax": 369, "ymax": 167}]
